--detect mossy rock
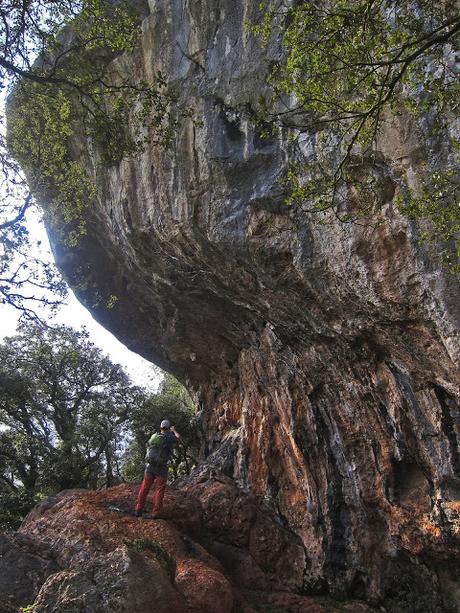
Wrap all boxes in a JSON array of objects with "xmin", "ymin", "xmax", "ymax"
[{"xmin": 124, "ymin": 537, "xmax": 176, "ymax": 580}]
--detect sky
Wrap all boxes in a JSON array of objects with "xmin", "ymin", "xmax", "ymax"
[{"xmin": 0, "ymin": 207, "xmax": 163, "ymax": 392}]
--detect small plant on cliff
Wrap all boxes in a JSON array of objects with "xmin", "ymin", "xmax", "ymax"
[
  {"xmin": 251, "ymin": 1, "xmax": 460, "ymax": 272},
  {"xmin": 124, "ymin": 537, "xmax": 176, "ymax": 579}
]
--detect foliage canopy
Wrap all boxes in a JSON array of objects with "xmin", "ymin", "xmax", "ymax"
[
  {"xmin": 0, "ymin": 322, "xmax": 142, "ymax": 525},
  {"xmin": 253, "ymin": 0, "xmax": 460, "ymax": 271}
]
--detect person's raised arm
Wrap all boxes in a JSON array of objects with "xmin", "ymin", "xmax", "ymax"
[{"xmin": 170, "ymin": 425, "xmax": 181, "ymax": 440}]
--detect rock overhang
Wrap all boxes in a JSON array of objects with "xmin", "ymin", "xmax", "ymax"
[{"xmin": 7, "ymin": 0, "xmax": 460, "ymax": 606}]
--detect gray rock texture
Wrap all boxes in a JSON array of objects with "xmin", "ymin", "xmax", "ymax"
[
  {"xmin": 15, "ymin": 0, "xmax": 460, "ymax": 607},
  {"xmin": 0, "ymin": 533, "xmax": 58, "ymax": 612}
]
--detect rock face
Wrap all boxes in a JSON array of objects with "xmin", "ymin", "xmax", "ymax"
[
  {"xmin": 0, "ymin": 533, "xmax": 58, "ymax": 612},
  {"xmin": 4, "ymin": 482, "xmax": 373, "ymax": 613},
  {"xmin": 19, "ymin": 0, "xmax": 460, "ymax": 608}
]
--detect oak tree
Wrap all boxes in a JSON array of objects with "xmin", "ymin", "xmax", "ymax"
[{"xmin": 0, "ymin": 322, "xmax": 143, "ymax": 527}]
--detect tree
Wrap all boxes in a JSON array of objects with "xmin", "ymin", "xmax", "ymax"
[
  {"xmin": 0, "ymin": 322, "xmax": 143, "ymax": 527},
  {"xmin": 1, "ymin": 0, "xmax": 182, "ymax": 321},
  {"xmin": 0, "ymin": 161, "xmax": 67, "ymax": 323},
  {"xmin": 253, "ymin": 0, "xmax": 460, "ymax": 270},
  {"xmin": 123, "ymin": 373, "xmax": 200, "ymax": 483}
]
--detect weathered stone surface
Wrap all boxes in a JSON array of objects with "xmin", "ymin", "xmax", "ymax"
[
  {"xmin": 32, "ymin": 548, "xmax": 188, "ymax": 613},
  {"xmin": 13, "ymin": 0, "xmax": 460, "ymax": 608},
  {"xmin": 0, "ymin": 533, "xmax": 58, "ymax": 612},
  {"xmin": 179, "ymin": 474, "xmax": 306, "ymax": 592},
  {"xmin": 10, "ymin": 484, "xmax": 370, "ymax": 612},
  {"xmin": 175, "ymin": 558, "xmax": 235, "ymax": 613}
]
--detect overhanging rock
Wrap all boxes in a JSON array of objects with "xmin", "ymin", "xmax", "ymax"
[{"xmin": 11, "ymin": 0, "xmax": 460, "ymax": 607}]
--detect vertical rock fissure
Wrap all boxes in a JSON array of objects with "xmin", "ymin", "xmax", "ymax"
[{"xmin": 434, "ymin": 385, "xmax": 460, "ymax": 478}]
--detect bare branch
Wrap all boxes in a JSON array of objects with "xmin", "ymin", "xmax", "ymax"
[{"xmin": 0, "ymin": 193, "xmax": 32, "ymax": 230}]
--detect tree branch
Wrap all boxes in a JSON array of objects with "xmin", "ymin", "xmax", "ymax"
[{"xmin": 0, "ymin": 193, "xmax": 32, "ymax": 230}]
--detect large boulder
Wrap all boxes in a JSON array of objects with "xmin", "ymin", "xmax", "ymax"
[{"xmin": 6, "ymin": 483, "xmax": 373, "ymax": 613}]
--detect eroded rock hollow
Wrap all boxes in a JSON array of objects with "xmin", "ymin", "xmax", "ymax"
[{"xmin": 22, "ymin": 0, "xmax": 460, "ymax": 608}]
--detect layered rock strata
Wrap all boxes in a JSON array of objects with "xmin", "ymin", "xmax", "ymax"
[{"xmin": 17, "ymin": 0, "xmax": 460, "ymax": 607}]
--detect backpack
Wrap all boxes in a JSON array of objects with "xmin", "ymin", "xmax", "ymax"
[{"xmin": 145, "ymin": 432, "xmax": 169, "ymax": 465}]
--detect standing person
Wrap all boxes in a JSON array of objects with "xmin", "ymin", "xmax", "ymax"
[{"xmin": 134, "ymin": 419, "xmax": 181, "ymax": 518}]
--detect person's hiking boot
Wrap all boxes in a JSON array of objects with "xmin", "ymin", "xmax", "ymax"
[{"xmin": 144, "ymin": 513, "xmax": 162, "ymax": 520}]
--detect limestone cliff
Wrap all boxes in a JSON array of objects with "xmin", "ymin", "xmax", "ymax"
[{"xmin": 17, "ymin": 0, "xmax": 460, "ymax": 608}]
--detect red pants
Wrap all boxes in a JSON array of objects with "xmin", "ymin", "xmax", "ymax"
[{"xmin": 135, "ymin": 471, "xmax": 167, "ymax": 516}]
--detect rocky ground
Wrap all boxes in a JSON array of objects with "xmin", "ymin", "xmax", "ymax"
[{"xmin": 1, "ymin": 478, "xmax": 374, "ymax": 613}]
